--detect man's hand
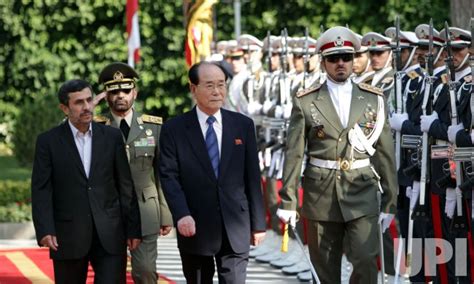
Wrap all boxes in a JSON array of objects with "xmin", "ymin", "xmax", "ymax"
[
  {"xmin": 389, "ymin": 113, "xmax": 408, "ymax": 131},
  {"xmin": 378, "ymin": 213, "xmax": 395, "ymax": 233},
  {"xmin": 92, "ymin": 91, "xmax": 107, "ymax": 108},
  {"xmin": 40, "ymin": 235, "xmax": 58, "ymax": 251},
  {"xmin": 420, "ymin": 111, "xmax": 438, "ymax": 132},
  {"xmin": 276, "ymin": 208, "xmax": 297, "ymax": 227},
  {"xmin": 251, "ymin": 231, "xmax": 266, "ymax": 246},
  {"xmin": 160, "ymin": 225, "xmax": 172, "ymax": 236},
  {"xmin": 177, "ymin": 215, "xmax": 196, "ymax": 237},
  {"xmin": 127, "ymin": 238, "xmax": 141, "ymax": 251},
  {"xmin": 447, "ymin": 123, "xmax": 463, "ymax": 144}
]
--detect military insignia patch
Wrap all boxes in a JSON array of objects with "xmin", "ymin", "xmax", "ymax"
[
  {"xmin": 146, "ymin": 129, "xmax": 153, "ymax": 136},
  {"xmin": 141, "ymin": 114, "xmax": 163, "ymax": 124},
  {"xmin": 381, "ymin": 77, "xmax": 393, "ymax": 84},
  {"xmin": 358, "ymin": 83, "xmax": 383, "ymax": 96},
  {"xmin": 296, "ymin": 84, "xmax": 322, "ymax": 98},
  {"xmin": 407, "ymin": 71, "xmax": 419, "ymax": 79}
]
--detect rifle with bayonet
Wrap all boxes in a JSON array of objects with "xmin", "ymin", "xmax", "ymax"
[
  {"xmin": 444, "ymin": 21, "xmax": 467, "ymax": 232},
  {"xmin": 394, "ymin": 16, "xmax": 404, "ymax": 171},
  {"xmin": 263, "ymin": 31, "xmax": 273, "ymax": 114},
  {"xmin": 303, "ymin": 27, "xmax": 309, "ymax": 89},
  {"xmin": 413, "ymin": 19, "xmax": 435, "ymax": 221},
  {"xmin": 279, "ymin": 28, "xmax": 291, "ymax": 117}
]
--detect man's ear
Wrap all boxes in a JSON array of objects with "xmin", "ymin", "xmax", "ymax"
[{"xmin": 59, "ymin": 103, "xmax": 69, "ymax": 116}]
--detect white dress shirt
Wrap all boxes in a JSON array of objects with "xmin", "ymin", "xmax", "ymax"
[
  {"xmin": 196, "ymin": 106, "xmax": 223, "ymax": 157},
  {"xmin": 68, "ymin": 120, "xmax": 92, "ymax": 177},
  {"xmin": 327, "ymin": 78, "xmax": 353, "ymax": 128}
]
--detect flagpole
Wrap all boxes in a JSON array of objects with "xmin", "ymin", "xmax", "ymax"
[{"xmin": 233, "ymin": 0, "xmax": 241, "ymax": 38}]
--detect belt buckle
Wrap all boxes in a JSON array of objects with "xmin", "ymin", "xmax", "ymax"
[{"xmin": 339, "ymin": 159, "xmax": 351, "ymax": 171}]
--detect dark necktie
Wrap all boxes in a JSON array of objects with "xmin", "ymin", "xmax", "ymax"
[
  {"xmin": 120, "ymin": 119, "xmax": 130, "ymax": 140},
  {"xmin": 206, "ymin": 116, "xmax": 219, "ymax": 178}
]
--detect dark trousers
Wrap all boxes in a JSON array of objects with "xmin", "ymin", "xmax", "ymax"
[
  {"xmin": 179, "ymin": 227, "xmax": 249, "ymax": 284},
  {"xmin": 53, "ymin": 226, "xmax": 126, "ymax": 284}
]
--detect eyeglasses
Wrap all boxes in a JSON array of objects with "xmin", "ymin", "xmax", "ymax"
[
  {"xmin": 325, "ymin": 54, "xmax": 354, "ymax": 63},
  {"xmin": 107, "ymin": 89, "xmax": 132, "ymax": 95},
  {"xmin": 198, "ymin": 82, "xmax": 227, "ymax": 91}
]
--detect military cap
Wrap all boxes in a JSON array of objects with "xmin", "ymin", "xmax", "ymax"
[
  {"xmin": 355, "ymin": 33, "xmax": 368, "ymax": 53},
  {"xmin": 216, "ymin": 40, "xmax": 229, "ymax": 54},
  {"xmin": 385, "ymin": 27, "xmax": 419, "ymax": 47},
  {"xmin": 263, "ymin": 35, "xmax": 282, "ymax": 53},
  {"xmin": 289, "ymin": 37, "xmax": 317, "ymax": 55},
  {"xmin": 415, "ymin": 24, "xmax": 444, "ymax": 47},
  {"xmin": 315, "ymin": 26, "xmax": 361, "ymax": 56},
  {"xmin": 238, "ymin": 34, "xmax": 263, "ymax": 51},
  {"xmin": 99, "ymin": 62, "xmax": 139, "ymax": 92},
  {"xmin": 439, "ymin": 27, "xmax": 471, "ymax": 47},
  {"xmin": 362, "ymin": 32, "xmax": 392, "ymax": 51}
]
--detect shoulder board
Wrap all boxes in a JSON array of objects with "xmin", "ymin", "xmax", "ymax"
[
  {"xmin": 141, "ymin": 114, "xmax": 162, "ymax": 125},
  {"xmin": 441, "ymin": 74, "xmax": 448, "ymax": 84},
  {"xmin": 381, "ymin": 77, "xmax": 393, "ymax": 84},
  {"xmin": 93, "ymin": 115, "xmax": 110, "ymax": 124},
  {"xmin": 407, "ymin": 71, "xmax": 419, "ymax": 79},
  {"xmin": 296, "ymin": 84, "xmax": 322, "ymax": 98},
  {"xmin": 358, "ymin": 83, "xmax": 383, "ymax": 96},
  {"xmin": 464, "ymin": 75, "xmax": 472, "ymax": 83}
]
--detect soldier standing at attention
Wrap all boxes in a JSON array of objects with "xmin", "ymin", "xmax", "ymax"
[
  {"xmin": 96, "ymin": 62, "xmax": 173, "ymax": 284},
  {"xmin": 277, "ymin": 26, "xmax": 398, "ymax": 283}
]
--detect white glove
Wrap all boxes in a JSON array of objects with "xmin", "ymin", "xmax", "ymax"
[
  {"xmin": 262, "ymin": 100, "xmax": 273, "ymax": 114},
  {"xmin": 283, "ymin": 104, "xmax": 292, "ymax": 119},
  {"xmin": 447, "ymin": 123, "xmax": 464, "ymax": 144},
  {"xmin": 378, "ymin": 212, "xmax": 395, "ymax": 233},
  {"xmin": 276, "ymin": 208, "xmax": 297, "ymax": 227},
  {"xmin": 445, "ymin": 187, "xmax": 457, "ymax": 219},
  {"xmin": 247, "ymin": 102, "xmax": 263, "ymax": 115},
  {"xmin": 389, "ymin": 113, "xmax": 408, "ymax": 131},
  {"xmin": 420, "ymin": 111, "xmax": 438, "ymax": 132},
  {"xmin": 407, "ymin": 181, "xmax": 420, "ymax": 210},
  {"xmin": 471, "ymin": 129, "xmax": 474, "ymax": 144},
  {"xmin": 274, "ymin": 105, "xmax": 283, "ymax": 118}
]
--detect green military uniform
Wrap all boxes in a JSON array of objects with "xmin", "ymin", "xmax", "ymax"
[
  {"xmin": 96, "ymin": 111, "xmax": 172, "ymax": 283},
  {"xmin": 97, "ymin": 62, "xmax": 172, "ymax": 284},
  {"xmin": 280, "ymin": 79, "xmax": 398, "ymax": 282}
]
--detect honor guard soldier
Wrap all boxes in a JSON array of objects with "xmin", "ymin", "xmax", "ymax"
[
  {"xmin": 352, "ymin": 33, "xmax": 375, "ymax": 84},
  {"xmin": 277, "ymin": 26, "xmax": 398, "ymax": 283},
  {"xmin": 290, "ymin": 36, "xmax": 320, "ymax": 94},
  {"xmin": 362, "ymin": 32, "xmax": 394, "ymax": 98},
  {"xmin": 96, "ymin": 62, "xmax": 173, "ymax": 284}
]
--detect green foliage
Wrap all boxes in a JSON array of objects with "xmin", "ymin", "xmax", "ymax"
[
  {"xmin": 12, "ymin": 94, "xmax": 63, "ymax": 167},
  {"xmin": 0, "ymin": 203, "xmax": 32, "ymax": 223},
  {"xmin": 0, "ymin": 155, "xmax": 31, "ymax": 181},
  {"xmin": 0, "ymin": 179, "xmax": 31, "ymax": 222},
  {"xmin": 0, "ymin": 179, "xmax": 31, "ymax": 206}
]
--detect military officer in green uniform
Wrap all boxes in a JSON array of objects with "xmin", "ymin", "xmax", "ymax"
[
  {"xmin": 277, "ymin": 27, "xmax": 398, "ymax": 283},
  {"xmin": 96, "ymin": 62, "xmax": 173, "ymax": 284}
]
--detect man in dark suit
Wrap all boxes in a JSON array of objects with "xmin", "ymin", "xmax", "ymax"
[
  {"xmin": 159, "ymin": 61, "xmax": 266, "ymax": 284},
  {"xmin": 31, "ymin": 79, "xmax": 142, "ymax": 284}
]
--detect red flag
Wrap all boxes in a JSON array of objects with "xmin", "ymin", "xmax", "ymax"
[{"xmin": 126, "ymin": 0, "xmax": 140, "ymax": 67}]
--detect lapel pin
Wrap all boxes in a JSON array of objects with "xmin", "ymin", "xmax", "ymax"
[
  {"xmin": 357, "ymin": 95, "xmax": 364, "ymax": 100},
  {"xmin": 235, "ymin": 139, "xmax": 243, "ymax": 145},
  {"xmin": 146, "ymin": 129, "xmax": 152, "ymax": 136}
]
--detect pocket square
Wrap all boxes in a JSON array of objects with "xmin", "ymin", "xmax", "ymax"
[{"xmin": 235, "ymin": 139, "xmax": 243, "ymax": 145}]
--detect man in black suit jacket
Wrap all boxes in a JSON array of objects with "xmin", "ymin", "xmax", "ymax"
[
  {"xmin": 159, "ymin": 62, "xmax": 266, "ymax": 284},
  {"xmin": 31, "ymin": 79, "xmax": 142, "ymax": 284}
]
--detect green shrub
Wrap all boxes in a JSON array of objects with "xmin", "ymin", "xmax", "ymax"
[
  {"xmin": 12, "ymin": 94, "xmax": 64, "ymax": 167},
  {"xmin": 0, "ymin": 202, "xmax": 32, "ymax": 222},
  {"xmin": 0, "ymin": 179, "xmax": 31, "ymax": 206}
]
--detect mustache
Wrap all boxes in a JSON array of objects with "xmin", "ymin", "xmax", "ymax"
[{"xmin": 80, "ymin": 111, "xmax": 92, "ymax": 116}]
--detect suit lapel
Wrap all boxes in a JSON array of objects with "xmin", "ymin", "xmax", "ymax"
[
  {"xmin": 89, "ymin": 122, "xmax": 102, "ymax": 181},
  {"xmin": 218, "ymin": 110, "xmax": 233, "ymax": 180},
  {"xmin": 184, "ymin": 108, "xmax": 217, "ymax": 181},
  {"xmin": 346, "ymin": 84, "xmax": 367, "ymax": 129},
  {"xmin": 59, "ymin": 122, "xmax": 87, "ymax": 178},
  {"xmin": 312, "ymin": 84, "xmax": 344, "ymax": 131}
]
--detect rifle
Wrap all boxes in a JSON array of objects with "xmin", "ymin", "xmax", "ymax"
[
  {"xmin": 279, "ymin": 29, "xmax": 291, "ymax": 114},
  {"xmin": 414, "ymin": 19, "xmax": 435, "ymax": 221},
  {"xmin": 263, "ymin": 31, "xmax": 273, "ymax": 112},
  {"xmin": 444, "ymin": 21, "xmax": 465, "ymax": 231},
  {"xmin": 393, "ymin": 16, "xmax": 403, "ymax": 171},
  {"xmin": 303, "ymin": 27, "xmax": 309, "ymax": 89}
]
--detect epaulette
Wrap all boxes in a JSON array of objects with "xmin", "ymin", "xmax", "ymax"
[
  {"xmin": 464, "ymin": 75, "xmax": 472, "ymax": 83},
  {"xmin": 441, "ymin": 74, "xmax": 448, "ymax": 84},
  {"xmin": 296, "ymin": 84, "xmax": 322, "ymax": 98},
  {"xmin": 407, "ymin": 71, "xmax": 419, "ymax": 80},
  {"xmin": 358, "ymin": 83, "xmax": 383, "ymax": 96},
  {"xmin": 141, "ymin": 114, "xmax": 163, "ymax": 125},
  {"xmin": 381, "ymin": 77, "xmax": 393, "ymax": 84},
  {"xmin": 93, "ymin": 115, "xmax": 110, "ymax": 124}
]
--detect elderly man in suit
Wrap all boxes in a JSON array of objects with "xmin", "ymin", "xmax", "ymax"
[
  {"xmin": 95, "ymin": 62, "xmax": 173, "ymax": 284},
  {"xmin": 158, "ymin": 61, "xmax": 266, "ymax": 284},
  {"xmin": 277, "ymin": 27, "xmax": 398, "ymax": 283},
  {"xmin": 31, "ymin": 79, "xmax": 141, "ymax": 283}
]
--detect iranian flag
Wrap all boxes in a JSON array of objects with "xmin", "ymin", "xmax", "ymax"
[{"xmin": 126, "ymin": 0, "xmax": 140, "ymax": 67}]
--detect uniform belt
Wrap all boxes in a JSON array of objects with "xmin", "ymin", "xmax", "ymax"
[
  {"xmin": 435, "ymin": 139, "xmax": 448, "ymax": 146},
  {"xmin": 309, "ymin": 157, "xmax": 371, "ymax": 171}
]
